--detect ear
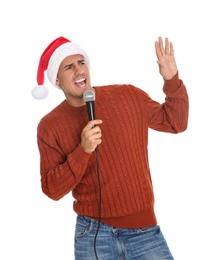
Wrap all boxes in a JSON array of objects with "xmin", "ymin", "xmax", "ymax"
[{"xmin": 56, "ymin": 78, "xmax": 61, "ymax": 87}]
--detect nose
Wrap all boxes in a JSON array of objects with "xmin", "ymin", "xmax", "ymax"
[{"xmin": 75, "ymin": 64, "xmax": 84, "ymax": 75}]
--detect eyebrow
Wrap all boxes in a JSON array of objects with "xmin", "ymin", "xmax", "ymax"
[
  {"xmin": 63, "ymin": 59, "xmax": 85, "ymax": 69},
  {"xmin": 63, "ymin": 63, "xmax": 73, "ymax": 69}
]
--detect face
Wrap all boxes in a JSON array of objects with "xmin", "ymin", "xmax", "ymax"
[{"xmin": 56, "ymin": 54, "xmax": 92, "ymax": 107}]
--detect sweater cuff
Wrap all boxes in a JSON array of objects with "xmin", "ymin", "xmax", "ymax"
[
  {"xmin": 68, "ymin": 144, "xmax": 92, "ymax": 166},
  {"xmin": 163, "ymin": 71, "xmax": 181, "ymax": 96}
]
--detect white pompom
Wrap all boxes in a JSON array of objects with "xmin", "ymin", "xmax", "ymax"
[{"xmin": 31, "ymin": 85, "xmax": 48, "ymax": 99}]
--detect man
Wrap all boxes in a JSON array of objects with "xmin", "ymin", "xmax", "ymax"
[{"xmin": 32, "ymin": 36, "xmax": 189, "ymax": 259}]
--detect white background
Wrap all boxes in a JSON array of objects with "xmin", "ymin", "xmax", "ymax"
[{"xmin": 1, "ymin": 0, "xmax": 221, "ymax": 259}]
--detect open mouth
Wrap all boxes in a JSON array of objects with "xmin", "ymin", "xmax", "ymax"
[{"xmin": 75, "ymin": 77, "xmax": 86, "ymax": 88}]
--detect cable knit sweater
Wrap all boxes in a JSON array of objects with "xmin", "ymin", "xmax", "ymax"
[{"xmin": 37, "ymin": 72, "xmax": 189, "ymax": 228}]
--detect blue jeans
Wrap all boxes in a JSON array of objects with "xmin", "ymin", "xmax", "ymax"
[{"xmin": 74, "ymin": 216, "xmax": 174, "ymax": 260}]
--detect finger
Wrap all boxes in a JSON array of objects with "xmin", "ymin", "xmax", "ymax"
[
  {"xmin": 169, "ymin": 42, "xmax": 174, "ymax": 56},
  {"xmin": 158, "ymin": 37, "xmax": 165, "ymax": 54},
  {"xmin": 90, "ymin": 125, "xmax": 102, "ymax": 135},
  {"xmin": 155, "ymin": 38, "xmax": 162, "ymax": 60},
  {"xmin": 165, "ymin": 37, "xmax": 170, "ymax": 54},
  {"xmin": 94, "ymin": 131, "xmax": 102, "ymax": 141},
  {"xmin": 90, "ymin": 119, "xmax": 103, "ymax": 125},
  {"xmin": 85, "ymin": 119, "xmax": 102, "ymax": 130}
]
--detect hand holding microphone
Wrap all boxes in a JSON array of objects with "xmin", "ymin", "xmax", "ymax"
[
  {"xmin": 81, "ymin": 119, "xmax": 102, "ymax": 153},
  {"xmin": 81, "ymin": 90, "xmax": 102, "ymax": 154}
]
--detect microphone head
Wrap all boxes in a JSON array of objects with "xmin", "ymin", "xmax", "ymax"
[{"xmin": 83, "ymin": 90, "xmax": 95, "ymax": 102}]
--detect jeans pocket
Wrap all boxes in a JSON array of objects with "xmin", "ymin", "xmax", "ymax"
[
  {"xmin": 75, "ymin": 222, "xmax": 89, "ymax": 238},
  {"xmin": 138, "ymin": 225, "xmax": 160, "ymax": 233}
]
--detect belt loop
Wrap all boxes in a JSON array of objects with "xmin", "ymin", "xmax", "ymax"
[{"xmin": 88, "ymin": 217, "xmax": 94, "ymax": 232}]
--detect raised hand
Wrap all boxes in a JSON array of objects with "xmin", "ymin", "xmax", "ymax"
[{"xmin": 155, "ymin": 37, "xmax": 178, "ymax": 80}]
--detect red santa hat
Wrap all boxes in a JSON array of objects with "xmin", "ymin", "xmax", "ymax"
[{"xmin": 32, "ymin": 36, "xmax": 90, "ymax": 99}]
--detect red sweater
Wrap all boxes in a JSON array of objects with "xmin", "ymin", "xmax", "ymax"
[{"xmin": 37, "ymin": 72, "xmax": 189, "ymax": 228}]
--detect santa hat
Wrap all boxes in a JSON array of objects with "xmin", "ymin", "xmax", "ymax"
[{"xmin": 31, "ymin": 36, "xmax": 90, "ymax": 99}]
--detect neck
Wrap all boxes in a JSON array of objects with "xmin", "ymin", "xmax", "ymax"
[{"xmin": 65, "ymin": 88, "xmax": 95, "ymax": 107}]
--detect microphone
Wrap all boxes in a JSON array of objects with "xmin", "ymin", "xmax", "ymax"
[
  {"xmin": 84, "ymin": 90, "xmax": 100, "ymax": 259},
  {"xmin": 83, "ymin": 90, "xmax": 95, "ymax": 121},
  {"xmin": 83, "ymin": 90, "xmax": 98, "ymax": 153}
]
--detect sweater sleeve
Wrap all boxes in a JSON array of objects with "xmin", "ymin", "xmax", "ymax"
[
  {"xmin": 144, "ymin": 72, "xmax": 189, "ymax": 133},
  {"xmin": 37, "ymin": 121, "xmax": 92, "ymax": 201}
]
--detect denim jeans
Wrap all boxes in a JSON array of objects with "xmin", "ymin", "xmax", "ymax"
[{"xmin": 74, "ymin": 215, "xmax": 174, "ymax": 260}]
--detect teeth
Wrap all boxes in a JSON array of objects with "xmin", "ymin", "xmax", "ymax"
[{"xmin": 75, "ymin": 78, "xmax": 85, "ymax": 83}]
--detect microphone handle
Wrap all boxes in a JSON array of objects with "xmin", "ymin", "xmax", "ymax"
[
  {"xmin": 86, "ymin": 101, "xmax": 95, "ymax": 121},
  {"xmin": 86, "ymin": 101, "xmax": 98, "ymax": 152}
]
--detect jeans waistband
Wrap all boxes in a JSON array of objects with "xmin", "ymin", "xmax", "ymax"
[{"xmin": 76, "ymin": 215, "xmax": 159, "ymax": 233}]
